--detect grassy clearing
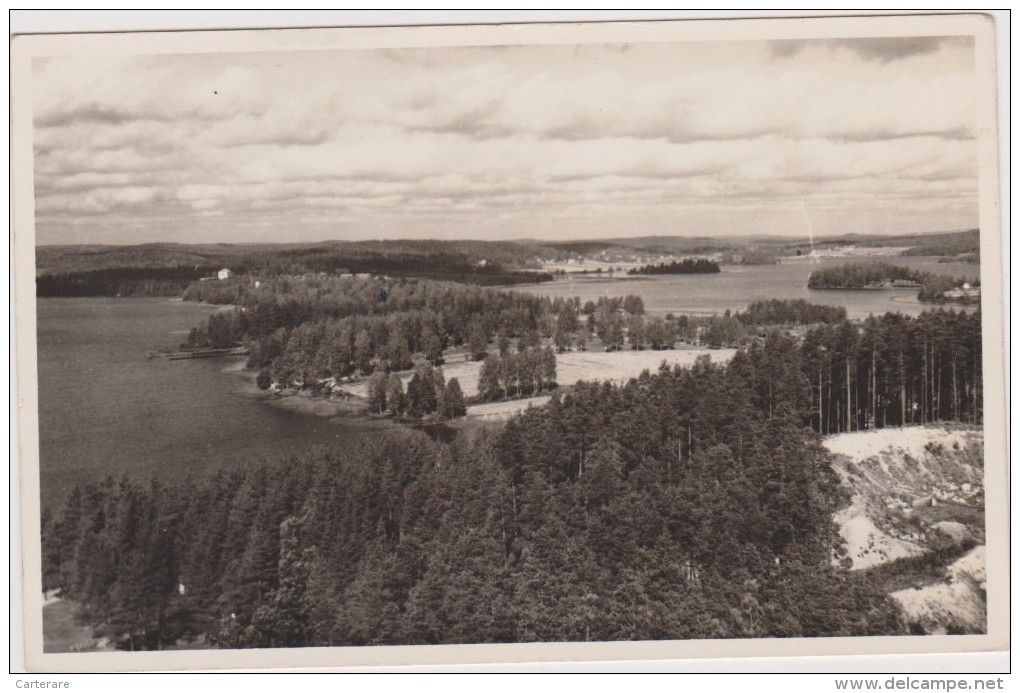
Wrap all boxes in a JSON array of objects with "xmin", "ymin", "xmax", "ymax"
[
  {"xmin": 342, "ymin": 347, "xmax": 735, "ymax": 422},
  {"xmin": 465, "ymin": 396, "xmax": 553, "ymax": 420},
  {"xmin": 344, "ymin": 347, "xmax": 736, "ymax": 402}
]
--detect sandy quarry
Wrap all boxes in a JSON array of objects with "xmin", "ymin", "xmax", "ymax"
[
  {"xmin": 830, "ymin": 509, "xmax": 924, "ymax": 570},
  {"xmin": 824, "ymin": 425, "xmax": 987, "ymax": 633},
  {"xmin": 891, "ymin": 546, "xmax": 987, "ymax": 634},
  {"xmin": 824, "ymin": 426, "xmax": 976, "ymax": 468},
  {"xmin": 823, "ymin": 425, "xmax": 983, "ymax": 571}
]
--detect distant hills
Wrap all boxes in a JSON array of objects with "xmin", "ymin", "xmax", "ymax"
[{"xmin": 36, "ymin": 228, "xmax": 979, "ymax": 283}]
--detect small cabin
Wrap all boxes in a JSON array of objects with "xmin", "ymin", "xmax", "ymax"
[{"xmin": 217, "ymin": 268, "xmax": 233, "ymax": 280}]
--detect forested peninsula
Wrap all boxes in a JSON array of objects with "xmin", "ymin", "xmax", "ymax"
[{"xmin": 808, "ymin": 263, "xmax": 980, "ymax": 305}]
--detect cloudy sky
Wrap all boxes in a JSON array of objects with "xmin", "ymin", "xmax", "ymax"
[{"xmin": 32, "ymin": 35, "xmax": 978, "ymax": 245}]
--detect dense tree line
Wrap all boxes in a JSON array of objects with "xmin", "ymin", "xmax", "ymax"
[
  {"xmin": 900, "ymin": 231, "xmax": 980, "ymax": 258},
  {"xmin": 258, "ymin": 239, "xmax": 551, "ymax": 276},
  {"xmin": 365, "ymin": 365, "xmax": 467, "ymax": 420},
  {"xmin": 249, "ymin": 249, "xmax": 549, "ymax": 287},
  {"xmin": 477, "ymin": 348, "xmax": 558, "ymax": 402},
  {"xmin": 808, "ymin": 263, "xmax": 979, "ymax": 305},
  {"xmin": 801, "ymin": 309, "xmax": 982, "ymax": 434},
  {"xmin": 183, "ymin": 277, "xmax": 564, "ymax": 387},
  {"xmin": 737, "ymin": 249, "xmax": 780, "ymax": 265},
  {"xmin": 627, "ymin": 258, "xmax": 721, "ymax": 275},
  {"xmin": 36, "ymin": 240, "xmax": 558, "ymax": 293},
  {"xmin": 719, "ymin": 250, "xmax": 780, "ymax": 265},
  {"xmin": 43, "ymin": 336, "xmax": 913, "ymax": 649},
  {"xmin": 938, "ymin": 254, "xmax": 979, "ymax": 264},
  {"xmin": 697, "ymin": 313, "xmax": 751, "ymax": 349},
  {"xmin": 917, "ymin": 275, "xmax": 981, "ymax": 304},
  {"xmin": 187, "ymin": 288, "xmax": 843, "ymax": 374},
  {"xmin": 582, "ymin": 300, "xmax": 750, "ymax": 351},
  {"xmin": 586, "ymin": 306, "xmax": 753, "ymax": 351},
  {"xmin": 796, "ymin": 230, "xmax": 978, "ymax": 252},
  {"xmin": 807, "ymin": 263, "xmax": 923, "ymax": 289},
  {"xmin": 36, "ymin": 267, "xmax": 217, "ymax": 297},
  {"xmin": 736, "ymin": 299, "xmax": 847, "ymax": 326},
  {"xmin": 36, "ymin": 245, "xmax": 229, "ymax": 276},
  {"xmin": 580, "ymin": 295, "xmax": 695, "ymax": 352}
]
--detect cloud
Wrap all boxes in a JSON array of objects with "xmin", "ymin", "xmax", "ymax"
[{"xmin": 30, "ymin": 37, "xmax": 979, "ymax": 244}]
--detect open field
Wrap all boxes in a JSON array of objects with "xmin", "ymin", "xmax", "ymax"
[
  {"xmin": 552, "ymin": 348, "xmax": 736, "ymax": 387},
  {"xmin": 342, "ymin": 347, "xmax": 737, "ymax": 402},
  {"xmin": 466, "ymin": 396, "xmax": 553, "ymax": 420}
]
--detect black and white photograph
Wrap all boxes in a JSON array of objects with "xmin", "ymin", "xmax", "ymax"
[{"xmin": 11, "ymin": 12, "xmax": 1008, "ymax": 672}]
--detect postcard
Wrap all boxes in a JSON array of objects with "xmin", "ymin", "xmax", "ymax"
[{"xmin": 11, "ymin": 12, "xmax": 1007, "ymax": 672}]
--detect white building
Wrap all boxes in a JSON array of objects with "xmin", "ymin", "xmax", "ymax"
[{"xmin": 217, "ymin": 268, "xmax": 233, "ymax": 280}]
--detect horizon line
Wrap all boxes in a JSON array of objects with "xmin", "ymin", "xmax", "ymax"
[{"xmin": 36, "ymin": 228, "xmax": 978, "ymax": 249}]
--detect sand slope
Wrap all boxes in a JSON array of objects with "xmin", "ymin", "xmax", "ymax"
[
  {"xmin": 824, "ymin": 425, "xmax": 983, "ymax": 571},
  {"xmin": 824, "ymin": 425, "xmax": 986, "ymax": 633},
  {"xmin": 891, "ymin": 546, "xmax": 987, "ymax": 634}
]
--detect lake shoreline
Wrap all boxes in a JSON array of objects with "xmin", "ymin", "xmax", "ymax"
[{"xmin": 225, "ymin": 358, "xmax": 367, "ymax": 419}]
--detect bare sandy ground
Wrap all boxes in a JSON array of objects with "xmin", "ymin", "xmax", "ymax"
[
  {"xmin": 891, "ymin": 546, "xmax": 987, "ymax": 633},
  {"xmin": 824, "ymin": 426, "xmax": 976, "ymax": 467},
  {"xmin": 824, "ymin": 425, "xmax": 986, "ymax": 633},
  {"xmin": 823, "ymin": 426, "xmax": 983, "ymax": 571},
  {"xmin": 830, "ymin": 509, "xmax": 925, "ymax": 570}
]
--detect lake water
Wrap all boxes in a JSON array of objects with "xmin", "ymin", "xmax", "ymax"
[
  {"xmin": 35, "ymin": 298, "xmax": 384, "ymax": 510},
  {"xmin": 509, "ymin": 256, "xmax": 979, "ymax": 320}
]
